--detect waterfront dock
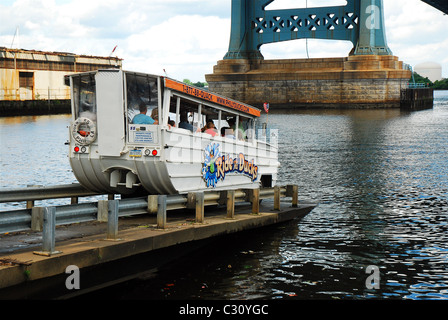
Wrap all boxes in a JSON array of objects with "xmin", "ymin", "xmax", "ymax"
[{"xmin": 0, "ymin": 187, "xmax": 315, "ymax": 299}]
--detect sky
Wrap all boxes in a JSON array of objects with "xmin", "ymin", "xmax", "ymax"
[{"xmin": 0, "ymin": 0, "xmax": 447, "ymax": 82}]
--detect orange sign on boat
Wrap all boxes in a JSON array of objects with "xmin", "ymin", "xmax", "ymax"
[{"xmin": 164, "ymin": 78, "xmax": 261, "ymax": 117}]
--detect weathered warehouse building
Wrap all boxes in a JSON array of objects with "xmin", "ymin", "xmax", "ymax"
[{"xmin": 0, "ymin": 47, "xmax": 122, "ymax": 116}]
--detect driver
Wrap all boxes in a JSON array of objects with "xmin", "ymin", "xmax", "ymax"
[{"xmin": 132, "ymin": 103, "xmax": 158, "ymax": 125}]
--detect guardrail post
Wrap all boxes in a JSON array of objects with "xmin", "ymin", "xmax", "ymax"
[
  {"xmin": 274, "ymin": 186, "xmax": 280, "ymax": 210},
  {"xmin": 148, "ymin": 195, "xmax": 158, "ymax": 214},
  {"xmin": 291, "ymin": 185, "xmax": 298, "ymax": 207},
  {"xmin": 106, "ymin": 200, "xmax": 120, "ymax": 241},
  {"xmin": 195, "ymin": 192, "xmax": 204, "ymax": 223},
  {"xmin": 71, "ymin": 196, "xmax": 78, "ymax": 205},
  {"xmin": 157, "ymin": 195, "xmax": 167, "ymax": 229},
  {"xmin": 252, "ymin": 188, "xmax": 260, "ymax": 214},
  {"xmin": 31, "ymin": 207, "xmax": 44, "ymax": 231},
  {"xmin": 286, "ymin": 185, "xmax": 299, "ymax": 207},
  {"xmin": 33, "ymin": 207, "xmax": 61, "ymax": 256},
  {"xmin": 187, "ymin": 192, "xmax": 196, "ymax": 209},
  {"xmin": 97, "ymin": 200, "xmax": 108, "ymax": 222},
  {"xmin": 226, "ymin": 190, "xmax": 235, "ymax": 219}
]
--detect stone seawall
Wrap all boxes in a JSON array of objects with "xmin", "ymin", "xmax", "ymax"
[
  {"xmin": 0, "ymin": 99, "xmax": 71, "ymax": 117},
  {"xmin": 206, "ymin": 55, "xmax": 412, "ymax": 109}
]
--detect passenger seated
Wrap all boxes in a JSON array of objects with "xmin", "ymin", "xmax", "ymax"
[
  {"xmin": 203, "ymin": 121, "xmax": 218, "ymax": 137},
  {"xmin": 221, "ymin": 127, "xmax": 235, "ymax": 139},
  {"xmin": 151, "ymin": 108, "xmax": 159, "ymax": 124},
  {"xmin": 132, "ymin": 104, "xmax": 157, "ymax": 125},
  {"xmin": 179, "ymin": 111, "xmax": 193, "ymax": 132},
  {"xmin": 227, "ymin": 117, "xmax": 245, "ymax": 140}
]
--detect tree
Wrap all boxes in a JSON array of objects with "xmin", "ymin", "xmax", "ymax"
[
  {"xmin": 408, "ymin": 72, "xmax": 448, "ymax": 90},
  {"xmin": 432, "ymin": 78, "xmax": 448, "ymax": 90},
  {"xmin": 410, "ymin": 72, "xmax": 432, "ymax": 87},
  {"xmin": 183, "ymin": 79, "xmax": 208, "ymax": 88}
]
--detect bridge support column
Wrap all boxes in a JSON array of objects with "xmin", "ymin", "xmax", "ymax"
[
  {"xmin": 208, "ymin": 0, "xmax": 409, "ymax": 109},
  {"xmin": 206, "ymin": 55, "xmax": 411, "ymax": 109},
  {"xmin": 353, "ymin": 0, "xmax": 392, "ymax": 55}
]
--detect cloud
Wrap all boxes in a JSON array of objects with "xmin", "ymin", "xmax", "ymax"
[
  {"xmin": 261, "ymin": 0, "xmax": 448, "ymax": 77},
  {"xmin": 122, "ymin": 14, "xmax": 230, "ymax": 81},
  {"xmin": 383, "ymin": 0, "xmax": 448, "ymax": 76},
  {"xmin": 0, "ymin": 0, "xmax": 447, "ymax": 80}
]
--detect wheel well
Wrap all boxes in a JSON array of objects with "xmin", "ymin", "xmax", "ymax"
[{"xmin": 260, "ymin": 175, "xmax": 272, "ymax": 188}]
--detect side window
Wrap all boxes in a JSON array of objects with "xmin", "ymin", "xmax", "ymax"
[
  {"xmin": 165, "ymin": 95, "xmax": 196, "ymax": 131},
  {"xmin": 126, "ymin": 73, "xmax": 159, "ymax": 125},
  {"xmin": 222, "ymin": 114, "xmax": 250, "ymax": 141},
  {"xmin": 73, "ymin": 74, "xmax": 97, "ymax": 122},
  {"xmin": 200, "ymin": 105, "xmax": 219, "ymax": 137},
  {"xmin": 172, "ymin": 96, "xmax": 196, "ymax": 132}
]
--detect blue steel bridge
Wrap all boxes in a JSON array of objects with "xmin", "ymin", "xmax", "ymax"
[
  {"xmin": 223, "ymin": 0, "xmax": 447, "ymax": 60},
  {"xmin": 421, "ymin": 0, "xmax": 448, "ymax": 14}
]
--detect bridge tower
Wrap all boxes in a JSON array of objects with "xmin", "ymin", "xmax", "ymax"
[{"xmin": 206, "ymin": 0, "xmax": 411, "ymax": 109}]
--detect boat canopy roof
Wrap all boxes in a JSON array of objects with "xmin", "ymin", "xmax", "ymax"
[
  {"xmin": 163, "ymin": 78, "xmax": 261, "ymax": 118},
  {"xmin": 65, "ymin": 69, "xmax": 262, "ymax": 118}
]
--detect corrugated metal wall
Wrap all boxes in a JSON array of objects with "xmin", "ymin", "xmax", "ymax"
[{"xmin": 0, "ymin": 48, "xmax": 122, "ymax": 102}]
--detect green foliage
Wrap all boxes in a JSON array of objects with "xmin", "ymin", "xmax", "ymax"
[
  {"xmin": 410, "ymin": 72, "xmax": 432, "ymax": 86},
  {"xmin": 183, "ymin": 79, "xmax": 208, "ymax": 88},
  {"xmin": 410, "ymin": 72, "xmax": 448, "ymax": 90},
  {"xmin": 432, "ymin": 78, "xmax": 448, "ymax": 90}
]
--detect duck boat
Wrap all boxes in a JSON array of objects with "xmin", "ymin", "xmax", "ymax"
[{"xmin": 65, "ymin": 69, "xmax": 279, "ymax": 195}]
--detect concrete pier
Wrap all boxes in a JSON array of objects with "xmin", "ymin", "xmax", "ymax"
[
  {"xmin": 206, "ymin": 55, "xmax": 411, "ymax": 109},
  {"xmin": 0, "ymin": 201, "xmax": 315, "ymax": 299}
]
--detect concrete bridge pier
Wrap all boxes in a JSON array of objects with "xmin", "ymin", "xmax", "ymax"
[
  {"xmin": 206, "ymin": 0, "xmax": 414, "ymax": 109},
  {"xmin": 205, "ymin": 55, "xmax": 412, "ymax": 109}
]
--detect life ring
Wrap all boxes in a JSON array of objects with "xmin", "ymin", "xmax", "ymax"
[{"xmin": 72, "ymin": 117, "xmax": 97, "ymax": 145}]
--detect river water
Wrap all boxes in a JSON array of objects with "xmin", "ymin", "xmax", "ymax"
[{"xmin": 1, "ymin": 91, "xmax": 447, "ymax": 300}]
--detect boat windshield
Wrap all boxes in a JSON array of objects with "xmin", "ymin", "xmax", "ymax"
[
  {"xmin": 72, "ymin": 73, "xmax": 97, "ymax": 122},
  {"xmin": 126, "ymin": 73, "xmax": 159, "ymax": 124}
]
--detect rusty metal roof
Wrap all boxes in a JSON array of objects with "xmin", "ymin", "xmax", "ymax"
[{"xmin": 0, "ymin": 47, "xmax": 123, "ymax": 62}]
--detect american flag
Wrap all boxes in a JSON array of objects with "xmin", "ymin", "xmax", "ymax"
[
  {"xmin": 263, "ymin": 102, "xmax": 270, "ymax": 113},
  {"xmin": 109, "ymin": 45, "xmax": 117, "ymax": 56}
]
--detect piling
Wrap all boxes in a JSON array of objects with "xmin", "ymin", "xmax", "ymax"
[
  {"xmin": 157, "ymin": 195, "xmax": 167, "ymax": 229},
  {"xmin": 400, "ymin": 88, "xmax": 434, "ymax": 110},
  {"xmin": 226, "ymin": 190, "xmax": 235, "ymax": 219},
  {"xmin": 106, "ymin": 200, "xmax": 119, "ymax": 240}
]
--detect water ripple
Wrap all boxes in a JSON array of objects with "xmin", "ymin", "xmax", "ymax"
[{"xmin": 2, "ymin": 92, "xmax": 448, "ymax": 300}]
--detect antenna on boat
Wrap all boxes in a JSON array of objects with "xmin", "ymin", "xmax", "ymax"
[
  {"xmin": 109, "ymin": 45, "xmax": 117, "ymax": 57},
  {"xmin": 163, "ymin": 69, "xmax": 168, "ymax": 77},
  {"xmin": 10, "ymin": 26, "xmax": 19, "ymax": 49},
  {"xmin": 263, "ymin": 102, "xmax": 270, "ymax": 136}
]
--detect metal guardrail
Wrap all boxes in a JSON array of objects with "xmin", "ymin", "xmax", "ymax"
[
  {"xmin": 0, "ymin": 183, "xmax": 105, "ymax": 234},
  {"xmin": 408, "ymin": 83, "xmax": 429, "ymax": 89},
  {"xmin": 0, "ymin": 185, "xmax": 299, "ymax": 256},
  {"xmin": 0, "ymin": 183, "xmax": 103, "ymax": 204}
]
